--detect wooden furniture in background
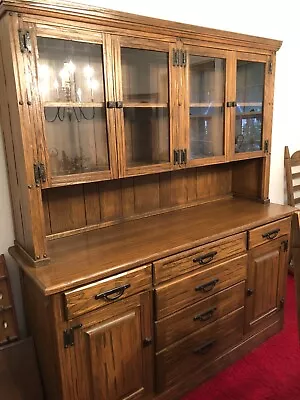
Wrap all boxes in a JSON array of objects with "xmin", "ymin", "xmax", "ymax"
[
  {"xmin": 284, "ymin": 145, "xmax": 300, "ymax": 274},
  {"xmin": 0, "ymin": 337, "xmax": 44, "ymax": 399},
  {"xmin": 0, "ymin": 255, "xmax": 18, "ymax": 345},
  {"xmin": 0, "ymin": 1, "xmax": 294, "ymax": 399},
  {"xmin": 291, "ymin": 213, "xmax": 300, "ymax": 341}
]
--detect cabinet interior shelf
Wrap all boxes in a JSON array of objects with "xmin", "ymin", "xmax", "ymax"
[
  {"xmin": 43, "ymin": 102, "xmax": 105, "ymax": 108},
  {"xmin": 236, "ymin": 111, "xmax": 262, "ymax": 118},
  {"xmin": 190, "ymin": 103, "xmax": 223, "ymax": 107},
  {"xmin": 123, "ymin": 102, "xmax": 168, "ymax": 108},
  {"xmin": 237, "ymin": 102, "xmax": 262, "ymax": 107}
]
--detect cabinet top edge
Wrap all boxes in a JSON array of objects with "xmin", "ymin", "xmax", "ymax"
[{"xmin": 0, "ymin": 0, "xmax": 282, "ymax": 52}]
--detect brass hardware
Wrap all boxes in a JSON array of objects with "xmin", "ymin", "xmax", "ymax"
[
  {"xmin": 19, "ymin": 100, "xmax": 23, "ymax": 105},
  {"xmin": 193, "ymin": 251, "xmax": 217, "ymax": 265},
  {"xmin": 195, "ymin": 278, "xmax": 219, "ymax": 293},
  {"xmin": 95, "ymin": 283, "xmax": 131, "ymax": 301},
  {"xmin": 27, "ymin": 185, "xmax": 32, "ymax": 189},
  {"xmin": 262, "ymin": 228, "xmax": 280, "ymax": 240}
]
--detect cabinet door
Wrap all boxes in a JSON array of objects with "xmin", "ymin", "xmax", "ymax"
[
  {"xmin": 60, "ymin": 292, "xmax": 153, "ymax": 400},
  {"xmin": 232, "ymin": 53, "xmax": 272, "ymax": 160},
  {"xmin": 181, "ymin": 46, "xmax": 229, "ymax": 167},
  {"xmin": 245, "ymin": 236, "xmax": 289, "ymax": 332},
  {"xmin": 32, "ymin": 27, "xmax": 118, "ymax": 186},
  {"xmin": 113, "ymin": 37, "xmax": 176, "ymax": 177}
]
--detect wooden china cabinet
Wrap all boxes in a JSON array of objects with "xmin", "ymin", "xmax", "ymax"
[{"xmin": 0, "ymin": 1, "xmax": 294, "ymax": 399}]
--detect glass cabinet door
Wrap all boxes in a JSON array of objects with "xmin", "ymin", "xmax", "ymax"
[
  {"xmin": 36, "ymin": 34, "xmax": 117, "ymax": 184},
  {"xmin": 235, "ymin": 59, "xmax": 265, "ymax": 154},
  {"xmin": 116, "ymin": 39, "xmax": 172, "ymax": 176},
  {"xmin": 186, "ymin": 50, "xmax": 226, "ymax": 164}
]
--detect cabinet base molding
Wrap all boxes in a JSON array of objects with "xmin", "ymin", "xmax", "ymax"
[{"xmin": 154, "ymin": 317, "xmax": 281, "ymax": 400}]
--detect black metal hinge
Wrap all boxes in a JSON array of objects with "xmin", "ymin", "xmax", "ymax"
[
  {"xmin": 33, "ymin": 162, "xmax": 46, "ymax": 186},
  {"xmin": 18, "ymin": 29, "xmax": 32, "ymax": 53},
  {"xmin": 226, "ymin": 101, "xmax": 237, "ymax": 107},
  {"xmin": 173, "ymin": 49, "xmax": 179, "ymax": 67},
  {"xmin": 264, "ymin": 140, "xmax": 269, "ymax": 154},
  {"xmin": 281, "ymin": 240, "xmax": 289, "ymax": 252},
  {"xmin": 63, "ymin": 324, "xmax": 82, "ymax": 348},
  {"xmin": 180, "ymin": 50, "xmax": 187, "ymax": 67},
  {"xmin": 268, "ymin": 61, "xmax": 273, "ymax": 74}
]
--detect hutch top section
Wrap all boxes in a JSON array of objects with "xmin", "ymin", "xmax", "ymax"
[{"xmin": 0, "ymin": 0, "xmax": 283, "ymax": 267}]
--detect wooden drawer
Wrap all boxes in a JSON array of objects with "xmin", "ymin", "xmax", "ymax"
[
  {"xmin": 155, "ymin": 254, "xmax": 247, "ymax": 320},
  {"xmin": 155, "ymin": 281, "xmax": 245, "ymax": 351},
  {"xmin": 156, "ymin": 307, "xmax": 244, "ymax": 392},
  {"xmin": 0, "ymin": 279, "xmax": 10, "ymax": 308},
  {"xmin": 0, "ymin": 308, "xmax": 18, "ymax": 344},
  {"xmin": 248, "ymin": 218, "xmax": 290, "ymax": 249},
  {"xmin": 153, "ymin": 233, "xmax": 246, "ymax": 284},
  {"xmin": 64, "ymin": 264, "xmax": 152, "ymax": 320}
]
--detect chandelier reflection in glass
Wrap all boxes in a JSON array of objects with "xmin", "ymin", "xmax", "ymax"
[{"xmin": 39, "ymin": 60, "xmax": 100, "ymax": 122}]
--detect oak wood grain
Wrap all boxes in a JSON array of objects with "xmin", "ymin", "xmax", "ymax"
[{"xmin": 11, "ymin": 198, "xmax": 293, "ymax": 295}]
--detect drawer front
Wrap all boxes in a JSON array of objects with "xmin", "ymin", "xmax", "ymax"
[
  {"xmin": 248, "ymin": 218, "xmax": 291, "ymax": 249},
  {"xmin": 0, "ymin": 279, "xmax": 10, "ymax": 308},
  {"xmin": 153, "ymin": 233, "xmax": 246, "ymax": 284},
  {"xmin": 64, "ymin": 264, "xmax": 152, "ymax": 320},
  {"xmin": 155, "ymin": 254, "xmax": 247, "ymax": 320},
  {"xmin": 155, "ymin": 281, "xmax": 245, "ymax": 351},
  {"xmin": 0, "ymin": 308, "xmax": 18, "ymax": 344},
  {"xmin": 156, "ymin": 307, "xmax": 244, "ymax": 392}
]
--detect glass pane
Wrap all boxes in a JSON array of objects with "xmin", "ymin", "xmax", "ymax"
[
  {"xmin": 235, "ymin": 61, "xmax": 265, "ymax": 153},
  {"xmin": 124, "ymin": 107, "xmax": 169, "ymax": 167},
  {"xmin": 189, "ymin": 55, "xmax": 225, "ymax": 159},
  {"xmin": 37, "ymin": 37, "xmax": 110, "ymax": 176},
  {"xmin": 121, "ymin": 47, "xmax": 170, "ymax": 167}
]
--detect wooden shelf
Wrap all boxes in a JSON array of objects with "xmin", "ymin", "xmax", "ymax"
[
  {"xmin": 190, "ymin": 103, "xmax": 223, "ymax": 107},
  {"xmin": 123, "ymin": 102, "xmax": 168, "ymax": 108},
  {"xmin": 236, "ymin": 112, "xmax": 262, "ymax": 118},
  {"xmin": 43, "ymin": 102, "xmax": 105, "ymax": 108},
  {"xmin": 237, "ymin": 102, "xmax": 262, "ymax": 107}
]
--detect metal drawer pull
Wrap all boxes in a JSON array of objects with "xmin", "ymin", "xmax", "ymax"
[
  {"xmin": 0, "ymin": 293, "xmax": 3, "ymax": 300},
  {"xmin": 193, "ymin": 339, "xmax": 216, "ymax": 355},
  {"xmin": 193, "ymin": 251, "xmax": 217, "ymax": 265},
  {"xmin": 262, "ymin": 228, "xmax": 280, "ymax": 240},
  {"xmin": 95, "ymin": 283, "xmax": 131, "ymax": 301},
  {"xmin": 194, "ymin": 307, "xmax": 217, "ymax": 321},
  {"xmin": 195, "ymin": 279, "xmax": 219, "ymax": 293}
]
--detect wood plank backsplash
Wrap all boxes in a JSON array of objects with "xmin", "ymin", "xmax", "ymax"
[{"xmin": 43, "ymin": 165, "xmax": 232, "ymax": 237}]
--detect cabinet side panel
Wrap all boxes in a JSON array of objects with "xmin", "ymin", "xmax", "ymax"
[
  {"xmin": 44, "ymin": 164, "xmax": 233, "ymax": 238},
  {"xmin": 0, "ymin": 15, "xmax": 47, "ymax": 260},
  {"xmin": 0, "ymin": 19, "xmax": 25, "ymax": 247},
  {"xmin": 22, "ymin": 274, "xmax": 62, "ymax": 399}
]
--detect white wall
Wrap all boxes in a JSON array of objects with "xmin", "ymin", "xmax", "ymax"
[{"xmin": 0, "ymin": 0, "xmax": 298, "ymax": 332}]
